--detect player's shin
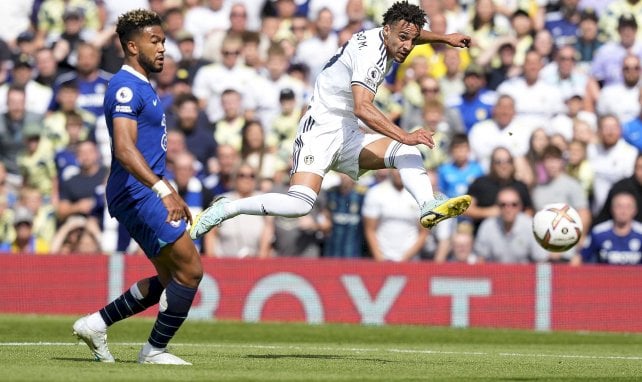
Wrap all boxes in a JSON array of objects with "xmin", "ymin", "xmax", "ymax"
[
  {"xmin": 147, "ymin": 280, "xmax": 197, "ymax": 349},
  {"xmin": 98, "ymin": 276, "xmax": 164, "ymax": 327}
]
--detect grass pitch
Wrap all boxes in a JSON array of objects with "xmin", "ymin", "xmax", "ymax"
[{"xmin": 1, "ymin": 314, "xmax": 642, "ymax": 381}]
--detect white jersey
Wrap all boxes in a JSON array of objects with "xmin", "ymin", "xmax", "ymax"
[{"xmin": 309, "ymin": 27, "xmax": 392, "ymax": 125}]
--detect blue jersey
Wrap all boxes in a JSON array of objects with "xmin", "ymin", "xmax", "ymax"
[
  {"xmin": 437, "ymin": 160, "xmax": 484, "ymax": 198},
  {"xmin": 448, "ymin": 90, "xmax": 496, "ymax": 133},
  {"xmin": 581, "ymin": 221, "xmax": 642, "ymax": 265},
  {"xmin": 104, "ymin": 66, "xmax": 167, "ymax": 208}
]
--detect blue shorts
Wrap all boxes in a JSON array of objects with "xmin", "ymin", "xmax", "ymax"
[{"xmin": 110, "ymin": 190, "xmax": 186, "ymax": 258}]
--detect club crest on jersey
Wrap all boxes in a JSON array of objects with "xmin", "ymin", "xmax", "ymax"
[
  {"xmin": 116, "ymin": 87, "xmax": 133, "ymax": 103},
  {"xmin": 304, "ymin": 155, "xmax": 314, "ymax": 165}
]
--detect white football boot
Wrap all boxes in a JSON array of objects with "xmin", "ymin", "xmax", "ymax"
[
  {"xmin": 72, "ymin": 315, "xmax": 115, "ymax": 362},
  {"xmin": 138, "ymin": 342, "xmax": 192, "ymax": 365}
]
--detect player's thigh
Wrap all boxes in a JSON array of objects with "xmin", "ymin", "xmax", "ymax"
[
  {"xmin": 358, "ymin": 135, "xmax": 393, "ymax": 170},
  {"xmin": 153, "ymin": 232, "xmax": 203, "ymax": 288},
  {"xmin": 292, "ymin": 122, "xmax": 341, "ymax": 178}
]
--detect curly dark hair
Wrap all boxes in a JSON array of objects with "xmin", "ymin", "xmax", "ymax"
[
  {"xmin": 116, "ymin": 9, "xmax": 163, "ymax": 50},
  {"xmin": 382, "ymin": 1, "xmax": 427, "ymax": 29}
]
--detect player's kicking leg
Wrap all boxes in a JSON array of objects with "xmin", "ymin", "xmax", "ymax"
[{"xmin": 362, "ymin": 138, "xmax": 471, "ymax": 229}]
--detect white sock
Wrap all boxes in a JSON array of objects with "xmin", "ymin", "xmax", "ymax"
[
  {"xmin": 87, "ymin": 312, "xmax": 107, "ymax": 332},
  {"xmin": 224, "ymin": 185, "xmax": 317, "ymax": 218},
  {"xmin": 385, "ymin": 142, "xmax": 433, "ymax": 206}
]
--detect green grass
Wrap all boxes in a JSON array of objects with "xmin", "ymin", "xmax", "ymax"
[{"xmin": 1, "ymin": 314, "xmax": 642, "ymax": 381}]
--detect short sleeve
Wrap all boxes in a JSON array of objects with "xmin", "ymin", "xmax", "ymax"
[{"xmin": 106, "ymin": 84, "xmax": 144, "ymax": 120}]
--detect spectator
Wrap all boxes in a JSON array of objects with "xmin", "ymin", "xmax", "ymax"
[
  {"xmin": 474, "ymin": 186, "xmax": 549, "ymax": 263},
  {"xmin": 468, "ymin": 94, "xmax": 530, "ymax": 171},
  {"xmin": 485, "ymin": 40, "xmax": 520, "ymax": 91},
  {"xmin": 574, "ymin": 9, "xmax": 602, "ymax": 70},
  {"xmin": 0, "ymin": 161, "xmax": 18, "ymax": 207},
  {"xmin": 0, "ymin": 206, "xmax": 49, "ymax": 254},
  {"xmin": 17, "ymin": 186, "xmax": 56, "ymax": 244},
  {"xmin": 203, "ymin": 144, "xmax": 240, "ymax": 196},
  {"xmin": 175, "ymin": 31, "xmax": 211, "ymax": 86},
  {"xmin": 49, "ymin": 7, "xmax": 94, "ymax": 73},
  {"xmin": 17, "ymin": 122, "xmax": 56, "ymax": 202},
  {"xmin": 497, "ymin": 50, "xmax": 565, "ymax": 131},
  {"xmin": 33, "ymin": 47, "xmax": 62, "ymax": 88},
  {"xmin": 50, "ymin": 42, "xmax": 112, "ymax": 118},
  {"xmin": 192, "ymin": 35, "xmax": 257, "ymax": 123},
  {"xmin": 448, "ymin": 64, "xmax": 497, "ymax": 133},
  {"xmin": 240, "ymin": 119, "xmax": 287, "ymax": 189},
  {"xmin": 402, "ymin": 75, "xmax": 464, "ymax": 134},
  {"xmin": 465, "ymin": 147, "xmax": 534, "ymax": 235},
  {"xmin": 435, "ymin": 222, "xmax": 480, "ymax": 264},
  {"xmin": 158, "ymin": 7, "xmax": 185, "ymax": 62},
  {"xmin": 589, "ymin": 14, "xmax": 642, "ymax": 94},
  {"xmin": 293, "ymin": 7, "xmax": 338, "ymax": 85},
  {"xmin": 167, "ymin": 93, "xmax": 217, "ymax": 168},
  {"xmin": 362, "ymin": 169, "xmax": 429, "ymax": 262},
  {"xmin": 0, "ymin": 85, "xmax": 43, "ymax": 178},
  {"xmin": 588, "ymin": 114, "xmax": 638, "ymax": 215},
  {"xmin": 464, "ymin": 0, "xmax": 511, "ymax": 63},
  {"xmin": 508, "ymin": 9, "xmax": 535, "ymax": 67},
  {"xmin": 0, "ymin": 56, "xmax": 53, "ymax": 115},
  {"xmin": 184, "ymin": 0, "xmax": 232, "ymax": 58},
  {"xmin": 566, "ymin": 139, "xmax": 595, "ymax": 200},
  {"xmin": 268, "ymin": 88, "xmax": 301, "ymax": 163},
  {"xmin": 413, "ymin": 100, "xmax": 451, "ymax": 170},
  {"xmin": 594, "ymin": 153, "xmax": 642, "ymax": 225},
  {"xmin": 55, "ymin": 140, "xmax": 107, "ymax": 224},
  {"xmin": 580, "ymin": 191, "xmax": 642, "ymax": 265},
  {"xmin": 212, "ymin": 88, "xmax": 245, "ymax": 151},
  {"xmin": 599, "ymin": 0, "xmax": 642, "ymax": 42},
  {"xmin": 202, "ymin": 2, "xmax": 250, "ymax": 63},
  {"xmin": 204, "ymin": 163, "xmax": 274, "ymax": 258},
  {"xmin": 439, "ymin": 47, "xmax": 465, "ymax": 102},
  {"xmin": 35, "ymin": 1, "xmax": 100, "ymax": 48},
  {"xmin": 50, "ymin": 215, "xmax": 102, "ymax": 254},
  {"xmin": 437, "ymin": 133, "xmax": 484, "ymax": 199},
  {"xmin": 544, "ymin": 0, "xmax": 582, "ymax": 47},
  {"xmin": 322, "ymin": 173, "xmax": 366, "ymax": 258},
  {"xmin": 540, "ymin": 45, "xmax": 589, "ymax": 103},
  {"xmin": 518, "ymin": 127, "xmax": 550, "ymax": 188},
  {"xmin": 596, "ymin": 54, "xmax": 641, "ymax": 125},
  {"xmin": 44, "ymin": 82, "xmax": 96, "ymax": 152},
  {"xmin": 168, "ymin": 152, "xmax": 214, "ymax": 254},
  {"xmin": 532, "ymin": 28, "xmax": 556, "ymax": 65},
  {"xmin": 0, "ymin": 193, "xmax": 12, "ymax": 248},
  {"xmin": 549, "ymin": 92, "xmax": 597, "ymax": 143}
]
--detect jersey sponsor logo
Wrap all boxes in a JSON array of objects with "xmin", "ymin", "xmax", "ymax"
[
  {"xmin": 116, "ymin": 87, "xmax": 133, "ymax": 103},
  {"xmin": 364, "ymin": 66, "xmax": 382, "ymax": 88},
  {"xmin": 115, "ymin": 105, "xmax": 132, "ymax": 113}
]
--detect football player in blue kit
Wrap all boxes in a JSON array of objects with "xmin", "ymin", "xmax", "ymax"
[
  {"xmin": 72, "ymin": 9, "xmax": 201, "ymax": 365},
  {"xmin": 190, "ymin": 1, "xmax": 473, "ymax": 240}
]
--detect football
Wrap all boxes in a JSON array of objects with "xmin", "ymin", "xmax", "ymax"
[{"xmin": 532, "ymin": 203, "xmax": 583, "ymax": 252}]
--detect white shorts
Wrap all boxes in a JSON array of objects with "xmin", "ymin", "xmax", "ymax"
[{"xmin": 291, "ymin": 112, "xmax": 386, "ymax": 180}]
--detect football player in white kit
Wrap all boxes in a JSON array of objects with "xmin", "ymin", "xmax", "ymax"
[{"xmin": 190, "ymin": 1, "xmax": 473, "ymax": 240}]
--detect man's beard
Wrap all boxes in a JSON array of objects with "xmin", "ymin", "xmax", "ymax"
[{"xmin": 139, "ymin": 53, "xmax": 162, "ymax": 73}]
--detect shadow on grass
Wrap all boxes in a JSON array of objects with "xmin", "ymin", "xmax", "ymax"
[
  {"xmin": 52, "ymin": 357, "xmax": 137, "ymax": 364},
  {"xmin": 245, "ymin": 354, "xmax": 395, "ymax": 363}
]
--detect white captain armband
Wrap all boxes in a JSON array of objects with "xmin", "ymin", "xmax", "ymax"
[{"xmin": 152, "ymin": 180, "xmax": 172, "ymax": 198}]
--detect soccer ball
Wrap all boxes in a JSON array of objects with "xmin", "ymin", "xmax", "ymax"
[{"xmin": 532, "ymin": 203, "xmax": 583, "ymax": 252}]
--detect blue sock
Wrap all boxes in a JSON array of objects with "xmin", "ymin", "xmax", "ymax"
[
  {"xmin": 148, "ymin": 280, "xmax": 197, "ymax": 349},
  {"xmin": 99, "ymin": 276, "xmax": 163, "ymax": 326}
]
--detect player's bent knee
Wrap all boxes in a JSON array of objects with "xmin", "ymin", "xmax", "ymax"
[{"xmin": 286, "ymin": 184, "xmax": 317, "ymax": 217}]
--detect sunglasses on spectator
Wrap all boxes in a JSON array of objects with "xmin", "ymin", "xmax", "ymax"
[
  {"xmin": 498, "ymin": 201, "xmax": 520, "ymax": 208},
  {"xmin": 624, "ymin": 65, "xmax": 641, "ymax": 71},
  {"xmin": 222, "ymin": 50, "xmax": 241, "ymax": 56},
  {"xmin": 237, "ymin": 172, "xmax": 256, "ymax": 179},
  {"xmin": 421, "ymin": 87, "xmax": 439, "ymax": 93},
  {"xmin": 231, "ymin": 12, "xmax": 246, "ymax": 18},
  {"xmin": 492, "ymin": 158, "xmax": 512, "ymax": 165}
]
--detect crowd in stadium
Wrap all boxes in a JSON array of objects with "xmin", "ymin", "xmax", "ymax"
[{"xmin": 1, "ymin": 0, "xmax": 642, "ymax": 265}]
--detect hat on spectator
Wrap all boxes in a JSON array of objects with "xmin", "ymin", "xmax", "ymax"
[
  {"xmin": 176, "ymin": 30, "xmax": 194, "ymax": 43},
  {"xmin": 580, "ymin": 8, "xmax": 598, "ymax": 23},
  {"xmin": 13, "ymin": 206, "xmax": 33, "ymax": 226},
  {"xmin": 464, "ymin": 64, "xmax": 486, "ymax": 78},
  {"xmin": 13, "ymin": 54, "xmax": 34, "ymax": 69},
  {"xmin": 618, "ymin": 14, "xmax": 638, "ymax": 30},
  {"xmin": 22, "ymin": 122, "xmax": 43, "ymax": 139},
  {"xmin": 63, "ymin": 7, "xmax": 84, "ymax": 21},
  {"xmin": 16, "ymin": 31, "xmax": 35, "ymax": 44}
]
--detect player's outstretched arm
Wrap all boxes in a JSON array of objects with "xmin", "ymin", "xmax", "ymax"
[
  {"xmin": 352, "ymin": 84, "xmax": 435, "ymax": 148},
  {"xmin": 112, "ymin": 117, "xmax": 190, "ymax": 223},
  {"xmin": 417, "ymin": 29, "xmax": 471, "ymax": 48}
]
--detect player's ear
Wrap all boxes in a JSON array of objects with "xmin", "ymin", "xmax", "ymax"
[
  {"xmin": 383, "ymin": 25, "xmax": 390, "ymax": 39},
  {"xmin": 126, "ymin": 40, "xmax": 138, "ymax": 56}
]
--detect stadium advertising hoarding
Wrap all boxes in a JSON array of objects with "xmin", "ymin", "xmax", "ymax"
[{"xmin": 2, "ymin": 255, "xmax": 642, "ymax": 332}]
